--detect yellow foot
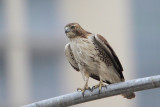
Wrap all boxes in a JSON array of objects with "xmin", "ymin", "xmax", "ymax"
[
  {"xmin": 77, "ymin": 87, "xmax": 91, "ymax": 96},
  {"xmin": 77, "ymin": 87, "xmax": 91, "ymax": 92},
  {"xmin": 92, "ymin": 82, "xmax": 106, "ymax": 93}
]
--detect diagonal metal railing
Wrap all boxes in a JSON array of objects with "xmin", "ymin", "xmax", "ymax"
[{"xmin": 22, "ymin": 75, "xmax": 160, "ymax": 107}]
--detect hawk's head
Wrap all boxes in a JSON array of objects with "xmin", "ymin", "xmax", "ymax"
[{"xmin": 64, "ymin": 23, "xmax": 91, "ymax": 38}]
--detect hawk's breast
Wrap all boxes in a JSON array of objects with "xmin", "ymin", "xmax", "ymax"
[{"xmin": 70, "ymin": 36, "xmax": 99, "ymax": 75}]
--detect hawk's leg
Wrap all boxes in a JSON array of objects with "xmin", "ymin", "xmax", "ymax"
[
  {"xmin": 92, "ymin": 79, "xmax": 106, "ymax": 93},
  {"xmin": 77, "ymin": 77, "xmax": 90, "ymax": 92},
  {"xmin": 77, "ymin": 72, "xmax": 91, "ymax": 96}
]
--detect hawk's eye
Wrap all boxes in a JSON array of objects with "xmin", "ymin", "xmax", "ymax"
[{"xmin": 71, "ymin": 26, "xmax": 75, "ymax": 29}]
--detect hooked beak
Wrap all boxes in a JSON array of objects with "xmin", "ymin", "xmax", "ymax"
[{"xmin": 65, "ymin": 27, "xmax": 71, "ymax": 33}]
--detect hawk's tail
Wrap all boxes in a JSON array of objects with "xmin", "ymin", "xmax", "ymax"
[{"xmin": 121, "ymin": 92, "xmax": 135, "ymax": 99}]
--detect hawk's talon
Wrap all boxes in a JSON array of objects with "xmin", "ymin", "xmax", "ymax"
[
  {"xmin": 86, "ymin": 87, "xmax": 92, "ymax": 91},
  {"xmin": 77, "ymin": 87, "xmax": 91, "ymax": 92},
  {"xmin": 92, "ymin": 85, "xmax": 99, "ymax": 90},
  {"xmin": 77, "ymin": 86, "xmax": 91, "ymax": 96},
  {"xmin": 91, "ymin": 85, "xmax": 98, "ymax": 91},
  {"xmin": 92, "ymin": 82, "xmax": 106, "ymax": 93},
  {"xmin": 77, "ymin": 88, "xmax": 82, "ymax": 92}
]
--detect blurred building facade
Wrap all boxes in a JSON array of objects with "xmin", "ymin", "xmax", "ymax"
[
  {"xmin": 0, "ymin": 0, "xmax": 159, "ymax": 107},
  {"xmin": 133, "ymin": 0, "xmax": 160, "ymax": 107}
]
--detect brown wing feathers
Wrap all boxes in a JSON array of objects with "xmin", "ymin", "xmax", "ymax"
[{"xmin": 94, "ymin": 34, "xmax": 124, "ymax": 80}]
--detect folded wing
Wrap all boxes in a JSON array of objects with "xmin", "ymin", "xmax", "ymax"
[
  {"xmin": 65, "ymin": 43, "xmax": 79, "ymax": 71},
  {"xmin": 93, "ymin": 34, "xmax": 124, "ymax": 80}
]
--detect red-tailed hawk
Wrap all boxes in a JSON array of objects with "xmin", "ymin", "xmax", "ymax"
[{"xmin": 64, "ymin": 23, "xmax": 135, "ymax": 99}]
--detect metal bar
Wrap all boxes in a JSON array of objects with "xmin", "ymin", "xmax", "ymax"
[{"xmin": 22, "ymin": 75, "xmax": 160, "ymax": 107}]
